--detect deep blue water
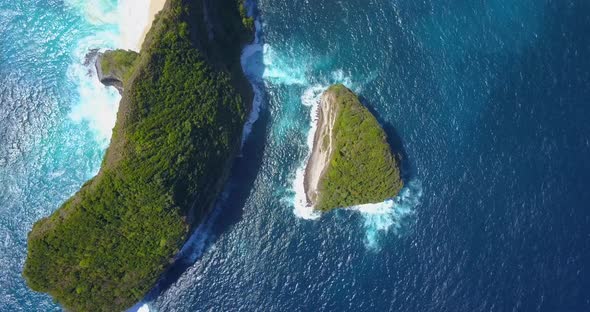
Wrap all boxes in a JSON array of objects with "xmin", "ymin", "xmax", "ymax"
[{"xmin": 1, "ymin": 0, "xmax": 590, "ymax": 311}]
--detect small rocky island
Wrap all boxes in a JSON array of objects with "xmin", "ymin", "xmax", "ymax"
[{"xmin": 304, "ymin": 84, "xmax": 403, "ymax": 211}]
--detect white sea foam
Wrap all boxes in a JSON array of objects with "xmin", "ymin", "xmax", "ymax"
[
  {"xmin": 176, "ymin": 190, "xmax": 226, "ymax": 263},
  {"xmin": 63, "ymin": 0, "xmax": 119, "ymax": 25},
  {"xmin": 136, "ymin": 305, "xmax": 149, "ymax": 312},
  {"xmin": 127, "ymin": 301, "xmax": 156, "ymax": 312},
  {"xmin": 240, "ymin": 19, "xmax": 264, "ymax": 147},
  {"xmin": 280, "ymin": 61, "xmax": 420, "ymax": 246},
  {"xmin": 178, "ymin": 0, "xmax": 264, "ymax": 263},
  {"xmin": 348, "ymin": 180, "xmax": 423, "ymax": 249},
  {"xmin": 331, "ymin": 69, "xmax": 355, "ymax": 89},
  {"xmin": 292, "ymin": 85, "xmax": 328, "ymax": 220},
  {"xmin": 290, "ymin": 74, "xmax": 358, "ymax": 219},
  {"xmin": 67, "ymin": 48, "xmax": 120, "ymax": 146},
  {"xmin": 293, "ymin": 166, "xmax": 322, "ymax": 220},
  {"xmin": 65, "ymin": 0, "xmax": 151, "ymax": 50},
  {"xmin": 65, "ymin": 0, "xmax": 155, "ymax": 146},
  {"xmin": 136, "ymin": 303, "xmax": 153, "ymax": 312},
  {"xmin": 261, "ymin": 44, "xmax": 308, "ymax": 85},
  {"xmin": 117, "ymin": 0, "xmax": 152, "ymax": 51}
]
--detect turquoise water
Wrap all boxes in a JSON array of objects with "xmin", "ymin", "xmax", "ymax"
[
  {"xmin": 2, "ymin": 0, "xmax": 590, "ymax": 311},
  {"xmin": 0, "ymin": 1, "xmax": 125, "ymax": 310}
]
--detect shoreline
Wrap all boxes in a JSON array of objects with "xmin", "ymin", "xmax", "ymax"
[
  {"xmin": 303, "ymin": 91, "xmax": 337, "ymax": 208},
  {"xmin": 137, "ymin": 0, "xmax": 167, "ymax": 51},
  {"xmin": 24, "ymin": 0, "xmax": 259, "ymax": 310}
]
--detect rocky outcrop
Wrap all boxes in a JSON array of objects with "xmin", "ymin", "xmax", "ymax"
[
  {"xmin": 95, "ymin": 54, "xmax": 123, "ymax": 94},
  {"xmin": 94, "ymin": 50, "xmax": 139, "ymax": 95},
  {"xmin": 23, "ymin": 0, "xmax": 254, "ymax": 310}
]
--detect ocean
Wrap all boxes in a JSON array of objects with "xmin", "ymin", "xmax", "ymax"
[{"xmin": 1, "ymin": 0, "xmax": 589, "ymax": 311}]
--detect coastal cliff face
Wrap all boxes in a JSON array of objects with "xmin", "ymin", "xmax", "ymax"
[
  {"xmin": 305, "ymin": 84, "xmax": 403, "ymax": 211},
  {"xmin": 23, "ymin": 0, "xmax": 253, "ymax": 311},
  {"xmin": 95, "ymin": 49, "xmax": 139, "ymax": 94}
]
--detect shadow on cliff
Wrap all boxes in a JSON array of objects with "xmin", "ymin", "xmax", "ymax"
[
  {"xmin": 140, "ymin": 105, "xmax": 269, "ymax": 304},
  {"xmin": 135, "ymin": 11, "xmax": 267, "ymax": 308},
  {"xmin": 358, "ymin": 95, "xmax": 414, "ymax": 182},
  {"xmin": 139, "ymin": 91, "xmax": 269, "ymax": 308},
  {"xmin": 211, "ymin": 107, "xmax": 270, "ymax": 233}
]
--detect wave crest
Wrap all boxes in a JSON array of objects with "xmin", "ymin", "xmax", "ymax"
[
  {"xmin": 66, "ymin": 0, "xmax": 159, "ymax": 147},
  {"xmin": 348, "ymin": 180, "xmax": 423, "ymax": 250}
]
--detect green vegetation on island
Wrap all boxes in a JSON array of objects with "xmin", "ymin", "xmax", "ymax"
[
  {"xmin": 99, "ymin": 49, "xmax": 139, "ymax": 84},
  {"xmin": 23, "ymin": 0, "xmax": 253, "ymax": 311},
  {"xmin": 307, "ymin": 84, "xmax": 403, "ymax": 211}
]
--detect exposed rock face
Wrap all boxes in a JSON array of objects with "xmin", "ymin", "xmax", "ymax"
[
  {"xmin": 94, "ymin": 50, "xmax": 139, "ymax": 95},
  {"xmin": 95, "ymin": 54, "xmax": 123, "ymax": 94},
  {"xmin": 304, "ymin": 84, "xmax": 403, "ymax": 212},
  {"xmin": 84, "ymin": 49, "xmax": 123, "ymax": 93}
]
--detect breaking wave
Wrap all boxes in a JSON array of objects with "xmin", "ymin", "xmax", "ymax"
[{"xmin": 348, "ymin": 180, "xmax": 423, "ymax": 250}]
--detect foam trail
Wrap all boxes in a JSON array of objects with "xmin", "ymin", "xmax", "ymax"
[
  {"xmin": 253, "ymin": 41, "xmax": 392, "ymax": 226},
  {"xmin": 63, "ymin": 0, "xmax": 119, "ymax": 25},
  {"xmin": 261, "ymin": 44, "xmax": 309, "ymax": 85},
  {"xmin": 134, "ymin": 303, "xmax": 156, "ymax": 312},
  {"xmin": 292, "ymin": 85, "xmax": 327, "ymax": 220},
  {"xmin": 285, "ymin": 64, "xmax": 421, "ymax": 242},
  {"xmin": 178, "ymin": 0, "xmax": 265, "ymax": 262},
  {"xmin": 290, "ymin": 73, "xmax": 358, "ymax": 219},
  {"xmin": 68, "ymin": 46, "xmax": 120, "ymax": 147},
  {"xmin": 65, "ymin": 0, "xmax": 152, "ymax": 50},
  {"xmin": 65, "ymin": 0, "xmax": 156, "ymax": 147},
  {"xmin": 348, "ymin": 180, "xmax": 423, "ymax": 250},
  {"xmin": 240, "ymin": 18, "xmax": 264, "ymax": 147},
  {"xmin": 176, "ymin": 189, "xmax": 229, "ymax": 263},
  {"xmin": 129, "ymin": 4, "xmax": 264, "ymax": 310}
]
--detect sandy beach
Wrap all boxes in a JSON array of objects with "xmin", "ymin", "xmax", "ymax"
[
  {"xmin": 137, "ymin": 0, "xmax": 167, "ymax": 50},
  {"xmin": 304, "ymin": 91, "xmax": 337, "ymax": 207},
  {"xmin": 117, "ymin": 0, "xmax": 167, "ymax": 51}
]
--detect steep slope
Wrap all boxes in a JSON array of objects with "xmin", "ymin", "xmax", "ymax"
[
  {"xmin": 305, "ymin": 84, "xmax": 403, "ymax": 211},
  {"xmin": 23, "ymin": 0, "xmax": 253, "ymax": 310},
  {"xmin": 95, "ymin": 49, "xmax": 139, "ymax": 94}
]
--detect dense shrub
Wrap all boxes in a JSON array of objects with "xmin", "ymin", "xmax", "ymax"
[{"xmin": 23, "ymin": 0, "xmax": 252, "ymax": 311}]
